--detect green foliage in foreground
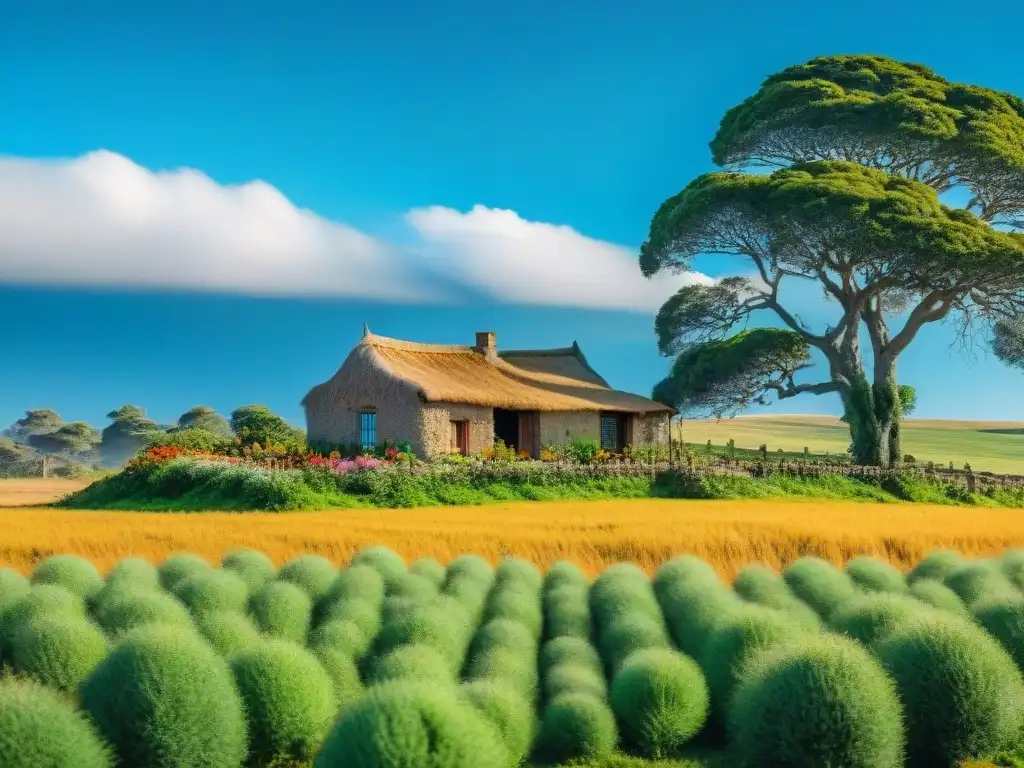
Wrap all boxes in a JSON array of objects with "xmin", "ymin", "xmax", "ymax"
[{"xmin": 55, "ymin": 456, "xmax": 1024, "ymax": 511}]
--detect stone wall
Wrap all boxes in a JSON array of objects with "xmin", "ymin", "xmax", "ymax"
[
  {"xmin": 632, "ymin": 412, "xmax": 670, "ymax": 447},
  {"xmin": 538, "ymin": 412, "xmax": 601, "ymax": 448},
  {"xmin": 420, "ymin": 404, "xmax": 494, "ymax": 458}
]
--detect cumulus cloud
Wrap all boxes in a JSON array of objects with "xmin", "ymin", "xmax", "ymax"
[
  {"xmin": 0, "ymin": 151, "xmax": 712, "ymax": 311},
  {"xmin": 0, "ymin": 151, "xmax": 427, "ymax": 300},
  {"xmin": 406, "ymin": 204, "xmax": 713, "ymax": 312}
]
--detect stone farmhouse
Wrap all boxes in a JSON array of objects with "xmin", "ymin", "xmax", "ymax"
[{"xmin": 302, "ymin": 328, "xmax": 674, "ymax": 459}]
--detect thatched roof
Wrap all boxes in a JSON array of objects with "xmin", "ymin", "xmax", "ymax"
[{"xmin": 304, "ymin": 332, "xmax": 673, "ymax": 414}]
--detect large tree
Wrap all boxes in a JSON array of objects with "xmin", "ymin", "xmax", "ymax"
[
  {"xmin": 229, "ymin": 405, "xmax": 305, "ymax": 447},
  {"xmin": 642, "ymin": 55, "xmax": 1024, "ymax": 467},
  {"xmin": 173, "ymin": 406, "xmax": 232, "ymax": 437},
  {"xmin": 28, "ymin": 422, "xmax": 101, "ymax": 457},
  {"xmin": 4, "ymin": 409, "xmax": 64, "ymax": 444},
  {"xmin": 100, "ymin": 405, "xmax": 162, "ymax": 467}
]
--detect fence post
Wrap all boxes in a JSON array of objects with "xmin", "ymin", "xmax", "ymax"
[{"xmin": 41, "ymin": 455, "xmax": 49, "ymax": 478}]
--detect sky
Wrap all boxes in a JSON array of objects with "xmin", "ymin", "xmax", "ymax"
[{"xmin": 1, "ymin": 0, "xmax": 1022, "ymax": 432}]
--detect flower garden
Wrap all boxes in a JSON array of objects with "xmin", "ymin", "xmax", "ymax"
[{"xmin": 1, "ymin": 546, "xmax": 1024, "ymax": 767}]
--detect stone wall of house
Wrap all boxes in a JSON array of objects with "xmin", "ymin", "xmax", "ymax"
[
  {"xmin": 631, "ymin": 412, "xmax": 670, "ymax": 447},
  {"xmin": 538, "ymin": 412, "xmax": 601, "ymax": 448},
  {"xmin": 304, "ymin": 354, "xmax": 427, "ymax": 454},
  {"xmin": 420, "ymin": 404, "xmax": 494, "ymax": 457}
]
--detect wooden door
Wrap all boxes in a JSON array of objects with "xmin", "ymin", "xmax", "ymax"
[
  {"xmin": 450, "ymin": 420, "xmax": 469, "ymax": 455},
  {"xmin": 517, "ymin": 411, "xmax": 540, "ymax": 458}
]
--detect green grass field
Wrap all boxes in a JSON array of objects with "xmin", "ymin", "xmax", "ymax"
[{"xmin": 679, "ymin": 415, "xmax": 1024, "ymax": 475}]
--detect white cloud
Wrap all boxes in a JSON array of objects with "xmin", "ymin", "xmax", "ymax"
[
  {"xmin": 0, "ymin": 151, "xmax": 427, "ymax": 300},
  {"xmin": 406, "ymin": 204, "xmax": 713, "ymax": 312},
  {"xmin": 0, "ymin": 151, "xmax": 712, "ymax": 311}
]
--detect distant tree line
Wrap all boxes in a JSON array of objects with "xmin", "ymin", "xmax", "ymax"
[{"xmin": 0, "ymin": 404, "xmax": 305, "ymax": 472}]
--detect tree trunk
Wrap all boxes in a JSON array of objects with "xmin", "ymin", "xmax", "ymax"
[{"xmin": 840, "ymin": 368, "xmax": 901, "ymax": 469}]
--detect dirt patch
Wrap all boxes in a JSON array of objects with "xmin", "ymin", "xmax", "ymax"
[{"xmin": 0, "ymin": 478, "xmax": 92, "ymax": 507}]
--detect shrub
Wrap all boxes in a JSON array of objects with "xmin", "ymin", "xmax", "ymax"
[
  {"xmin": 276, "ymin": 555, "xmax": 338, "ymax": 601},
  {"xmin": 876, "ymin": 616, "xmax": 1024, "ymax": 765},
  {"xmin": 482, "ymin": 589, "xmax": 544, "ymax": 639},
  {"xmin": 1002, "ymin": 549, "xmax": 1024, "ymax": 590},
  {"xmin": 464, "ymin": 646, "xmax": 539, "ymax": 694},
  {"xmin": 230, "ymin": 639, "xmax": 338, "ymax": 766},
  {"xmin": 0, "ymin": 567, "xmax": 30, "ymax": 610},
  {"xmin": 221, "ymin": 548, "xmax": 276, "ymax": 593},
  {"xmin": 444, "ymin": 554, "xmax": 493, "ymax": 589},
  {"xmin": 944, "ymin": 560, "xmax": 1019, "ymax": 608},
  {"xmin": 0, "ymin": 677, "xmax": 112, "ymax": 768},
  {"xmin": 323, "ymin": 564, "xmax": 386, "ymax": 608},
  {"xmin": 544, "ymin": 560, "xmax": 589, "ymax": 591},
  {"xmin": 829, "ymin": 593, "xmax": 945, "ymax": 648},
  {"xmin": 308, "ymin": 618, "xmax": 371, "ymax": 658},
  {"xmin": 598, "ymin": 612, "xmax": 671, "ymax": 674},
  {"xmin": 908, "ymin": 578, "xmax": 969, "ymax": 617},
  {"xmin": 845, "ymin": 556, "xmax": 908, "ymax": 594},
  {"xmin": 460, "ymin": 680, "xmax": 535, "ymax": 764},
  {"xmin": 104, "ymin": 557, "xmax": 160, "ymax": 592},
  {"xmin": 535, "ymin": 692, "xmax": 617, "ymax": 763},
  {"xmin": 496, "ymin": 556, "xmax": 543, "ymax": 591},
  {"xmin": 316, "ymin": 596, "xmax": 381, "ymax": 639},
  {"xmin": 79, "ymin": 625, "xmax": 247, "ymax": 768},
  {"xmin": 173, "ymin": 569, "xmax": 249, "ymax": 615},
  {"xmin": 731, "ymin": 564, "xmax": 821, "ymax": 629},
  {"xmin": 782, "ymin": 557, "xmax": 857, "ymax": 619},
  {"xmin": 193, "ymin": 610, "xmax": 263, "ymax": 657},
  {"xmin": 30, "ymin": 554, "xmax": 104, "ymax": 601},
  {"xmin": 729, "ymin": 635, "xmax": 905, "ymax": 768},
  {"xmin": 158, "ymin": 552, "xmax": 212, "ymax": 592},
  {"xmin": 470, "ymin": 618, "xmax": 535, "ymax": 658},
  {"xmin": 0, "ymin": 585, "xmax": 85, "ymax": 661},
  {"xmin": 540, "ymin": 635, "xmax": 603, "ymax": 675},
  {"xmin": 591, "ymin": 564, "xmax": 661, "ymax": 627},
  {"xmin": 973, "ymin": 595, "xmax": 1024, "ymax": 671},
  {"xmin": 543, "ymin": 584, "xmax": 592, "ymax": 639},
  {"xmin": 699, "ymin": 603, "xmax": 809, "ymax": 716},
  {"xmin": 655, "ymin": 567, "xmax": 743, "ymax": 658},
  {"xmin": 409, "ymin": 557, "xmax": 447, "ymax": 588},
  {"xmin": 313, "ymin": 681, "xmax": 508, "ymax": 768},
  {"xmin": 93, "ymin": 587, "xmax": 192, "ymax": 636},
  {"xmin": 311, "ymin": 646, "xmax": 364, "ymax": 707},
  {"xmin": 543, "ymin": 662, "xmax": 609, "ymax": 701},
  {"xmin": 368, "ymin": 643, "xmax": 455, "ymax": 686},
  {"xmin": 387, "ymin": 571, "xmax": 438, "ymax": 601},
  {"xmin": 376, "ymin": 604, "xmax": 465, "ymax": 669},
  {"xmin": 12, "ymin": 614, "xmax": 108, "ymax": 692},
  {"xmin": 907, "ymin": 548, "xmax": 964, "ymax": 584},
  {"xmin": 350, "ymin": 546, "xmax": 406, "ymax": 584},
  {"xmin": 249, "ymin": 581, "xmax": 312, "ymax": 643},
  {"xmin": 610, "ymin": 648, "xmax": 709, "ymax": 758}
]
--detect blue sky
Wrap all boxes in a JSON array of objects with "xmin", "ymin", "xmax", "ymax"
[{"xmin": 1, "ymin": 0, "xmax": 1022, "ymax": 432}]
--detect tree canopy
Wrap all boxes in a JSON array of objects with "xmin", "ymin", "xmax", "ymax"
[
  {"xmin": 5, "ymin": 409, "xmax": 64, "ymax": 443},
  {"xmin": 173, "ymin": 406, "xmax": 232, "ymax": 437},
  {"xmin": 229, "ymin": 405, "xmax": 305, "ymax": 447},
  {"xmin": 643, "ymin": 55, "xmax": 1024, "ymax": 467},
  {"xmin": 27, "ymin": 422, "xmax": 101, "ymax": 456},
  {"xmin": 100, "ymin": 405, "xmax": 162, "ymax": 467}
]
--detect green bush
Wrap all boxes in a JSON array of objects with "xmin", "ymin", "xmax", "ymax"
[
  {"xmin": 699, "ymin": 603, "xmax": 809, "ymax": 717},
  {"xmin": 308, "ymin": 618, "xmax": 371, "ymax": 658},
  {"xmin": 376, "ymin": 604, "xmax": 466, "ymax": 669},
  {"xmin": 276, "ymin": 554, "xmax": 338, "ymax": 601},
  {"xmin": 654, "ymin": 555, "xmax": 721, "ymax": 594},
  {"xmin": 221, "ymin": 548, "xmax": 276, "ymax": 593},
  {"xmin": 311, "ymin": 646, "xmax": 364, "ymax": 708},
  {"xmin": 104, "ymin": 557, "xmax": 160, "ymax": 592},
  {"xmin": 409, "ymin": 557, "xmax": 447, "ymax": 588},
  {"xmin": 543, "ymin": 661, "xmax": 609, "ymax": 701},
  {"xmin": 460, "ymin": 680, "xmax": 535, "ymax": 764},
  {"xmin": 158, "ymin": 552, "xmax": 212, "ymax": 592},
  {"xmin": 944, "ymin": 560, "xmax": 1019, "ymax": 608},
  {"xmin": 908, "ymin": 578, "xmax": 969, "ymax": 617},
  {"xmin": 12, "ymin": 614, "xmax": 108, "ymax": 692},
  {"xmin": 313, "ymin": 680, "xmax": 509, "ymax": 768},
  {"xmin": 0, "ymin": 677, "xmax": 112, "ymax": 768},
  {"xmin": 464, "ymin": 646, "xmax": 539, "ymax": 694},
  {"xmin": 591, "ymin": 564, "xmax": 661, "ymax": 627},
  {"xmin": 0, "ymin": 584, "xmax": 85, "ymax": 661},
  {"xmin": 543, "ymin": 584, "xmax": 592, "ymax": 639},
  {"xmin": 230, "ymin": 639, "xmax": 338, "ymax": 766},
  {"xmin": 249, "ymin": 580, "xmax": 312, "ymax": 643},
  {"xmin": 876, "ymin": 616, "xmax": 1024, "ymax": 766},
  {"xmin": 828, "ymin": 593, "xmax": 945, "ymax": 648},
  {"xmin": 173, "ymin": 568, "xmax": 249, "ymax": 614},
  {"xmin": 782, "ymin": 557, "xmax": 857, "ymax": 619},
  {"xmin": 610, "ymin": 647, "xmax": 709, "ymax": 758},
  {"xmin": 731, "ymin": 563, "xmax": 821, "ymax": 629},
  {"xmin": 540, "ymin": 635, "xmax": 604, "ymax": 676},
  {"xmin": 316, "ymin": 596, "xmax": 381, "ymax": 639},
  {"xmin": 974, "ymin": 595, "xmax": 1024, "ymax": 671},
  {"xmin": 193, "ymin": 610, "xmax": 263, "ymax": 657},
  {"xmin": 535, "ymin": 692, "xmax": 617, "ymax": 764},
  {"xmin": 387, "ymin": 571, "xmax": 439, "ymax": 601},
  {"xmin": 79, "ymin": 624, "xmax": 247, "ymax": 768},
  {"xmin": 322, "ymin": 564, "xmax": 386, "ymax": 608},
  {"xmin": 845, "ymin": 556, "xmax": 908, "ymax": 594},
  {"xmin": 1002, "ymin": 549, "xmax": 1024, "ymax": 590},
  {"xmin": 654, "ymin": 561, "xmax": 743, "ymax": 658},
  {"xmin": 729, "ymin": 635, "xmax": 905, "ymax": 768},
  {"xmin": 470, "ymin": 618, "xmax": 535, "ymax": 658},
  {"xmin": 93, "ymin": 587, "xmax": 192, "ymax": 636},
  {"xmin": 0, "ymin": 567, "xmax": 30, "ymax": 611},
  {"xmin": 482, "ymin": 588, "xmax": 544, "ymax": 639},
  {"xmin": 30, "ymin": 554, "xmax": 104, "ymax": 601},
  {"xmin": 598, "ymin": 612, "xmax": 671, "ymax": 674},
  {"xmin": 544, "ymin": 559, "xmax": 589, "ymax": 591},
  {"xmin": 496, "ymin": 556, "xmax": 543, "ymax": 591},
  {"xmin": 444, "ymin": 554, "xmax": 494, "ymax": 589},
  {"xmin": 907, "ymin": 548, "xmax": 964, "ymax": 584},
  {"xmin": 368, "ymin": 643, "xmax": 455, "ymax": 686},
  {"xmin": 350, "ymin": 546, "xmax": 407, "ymax": 584}
]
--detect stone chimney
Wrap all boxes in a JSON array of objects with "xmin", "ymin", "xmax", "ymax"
[{"xmin": 474, "ymin": 331, "xmax": 497, "ymax": 360}]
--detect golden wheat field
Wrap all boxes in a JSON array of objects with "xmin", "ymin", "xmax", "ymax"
[{"xmin": 3, "ymin": 480, "xmax": 1023, "ymax": 579}]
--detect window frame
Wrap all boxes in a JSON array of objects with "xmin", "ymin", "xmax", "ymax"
[
  {"xmin": 358, "ymin": 411, "xmax": 377, "ymax": 451},
  {"xmin": 599, "ymin": 412, "xmax": 626, "ymax": 452}
]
